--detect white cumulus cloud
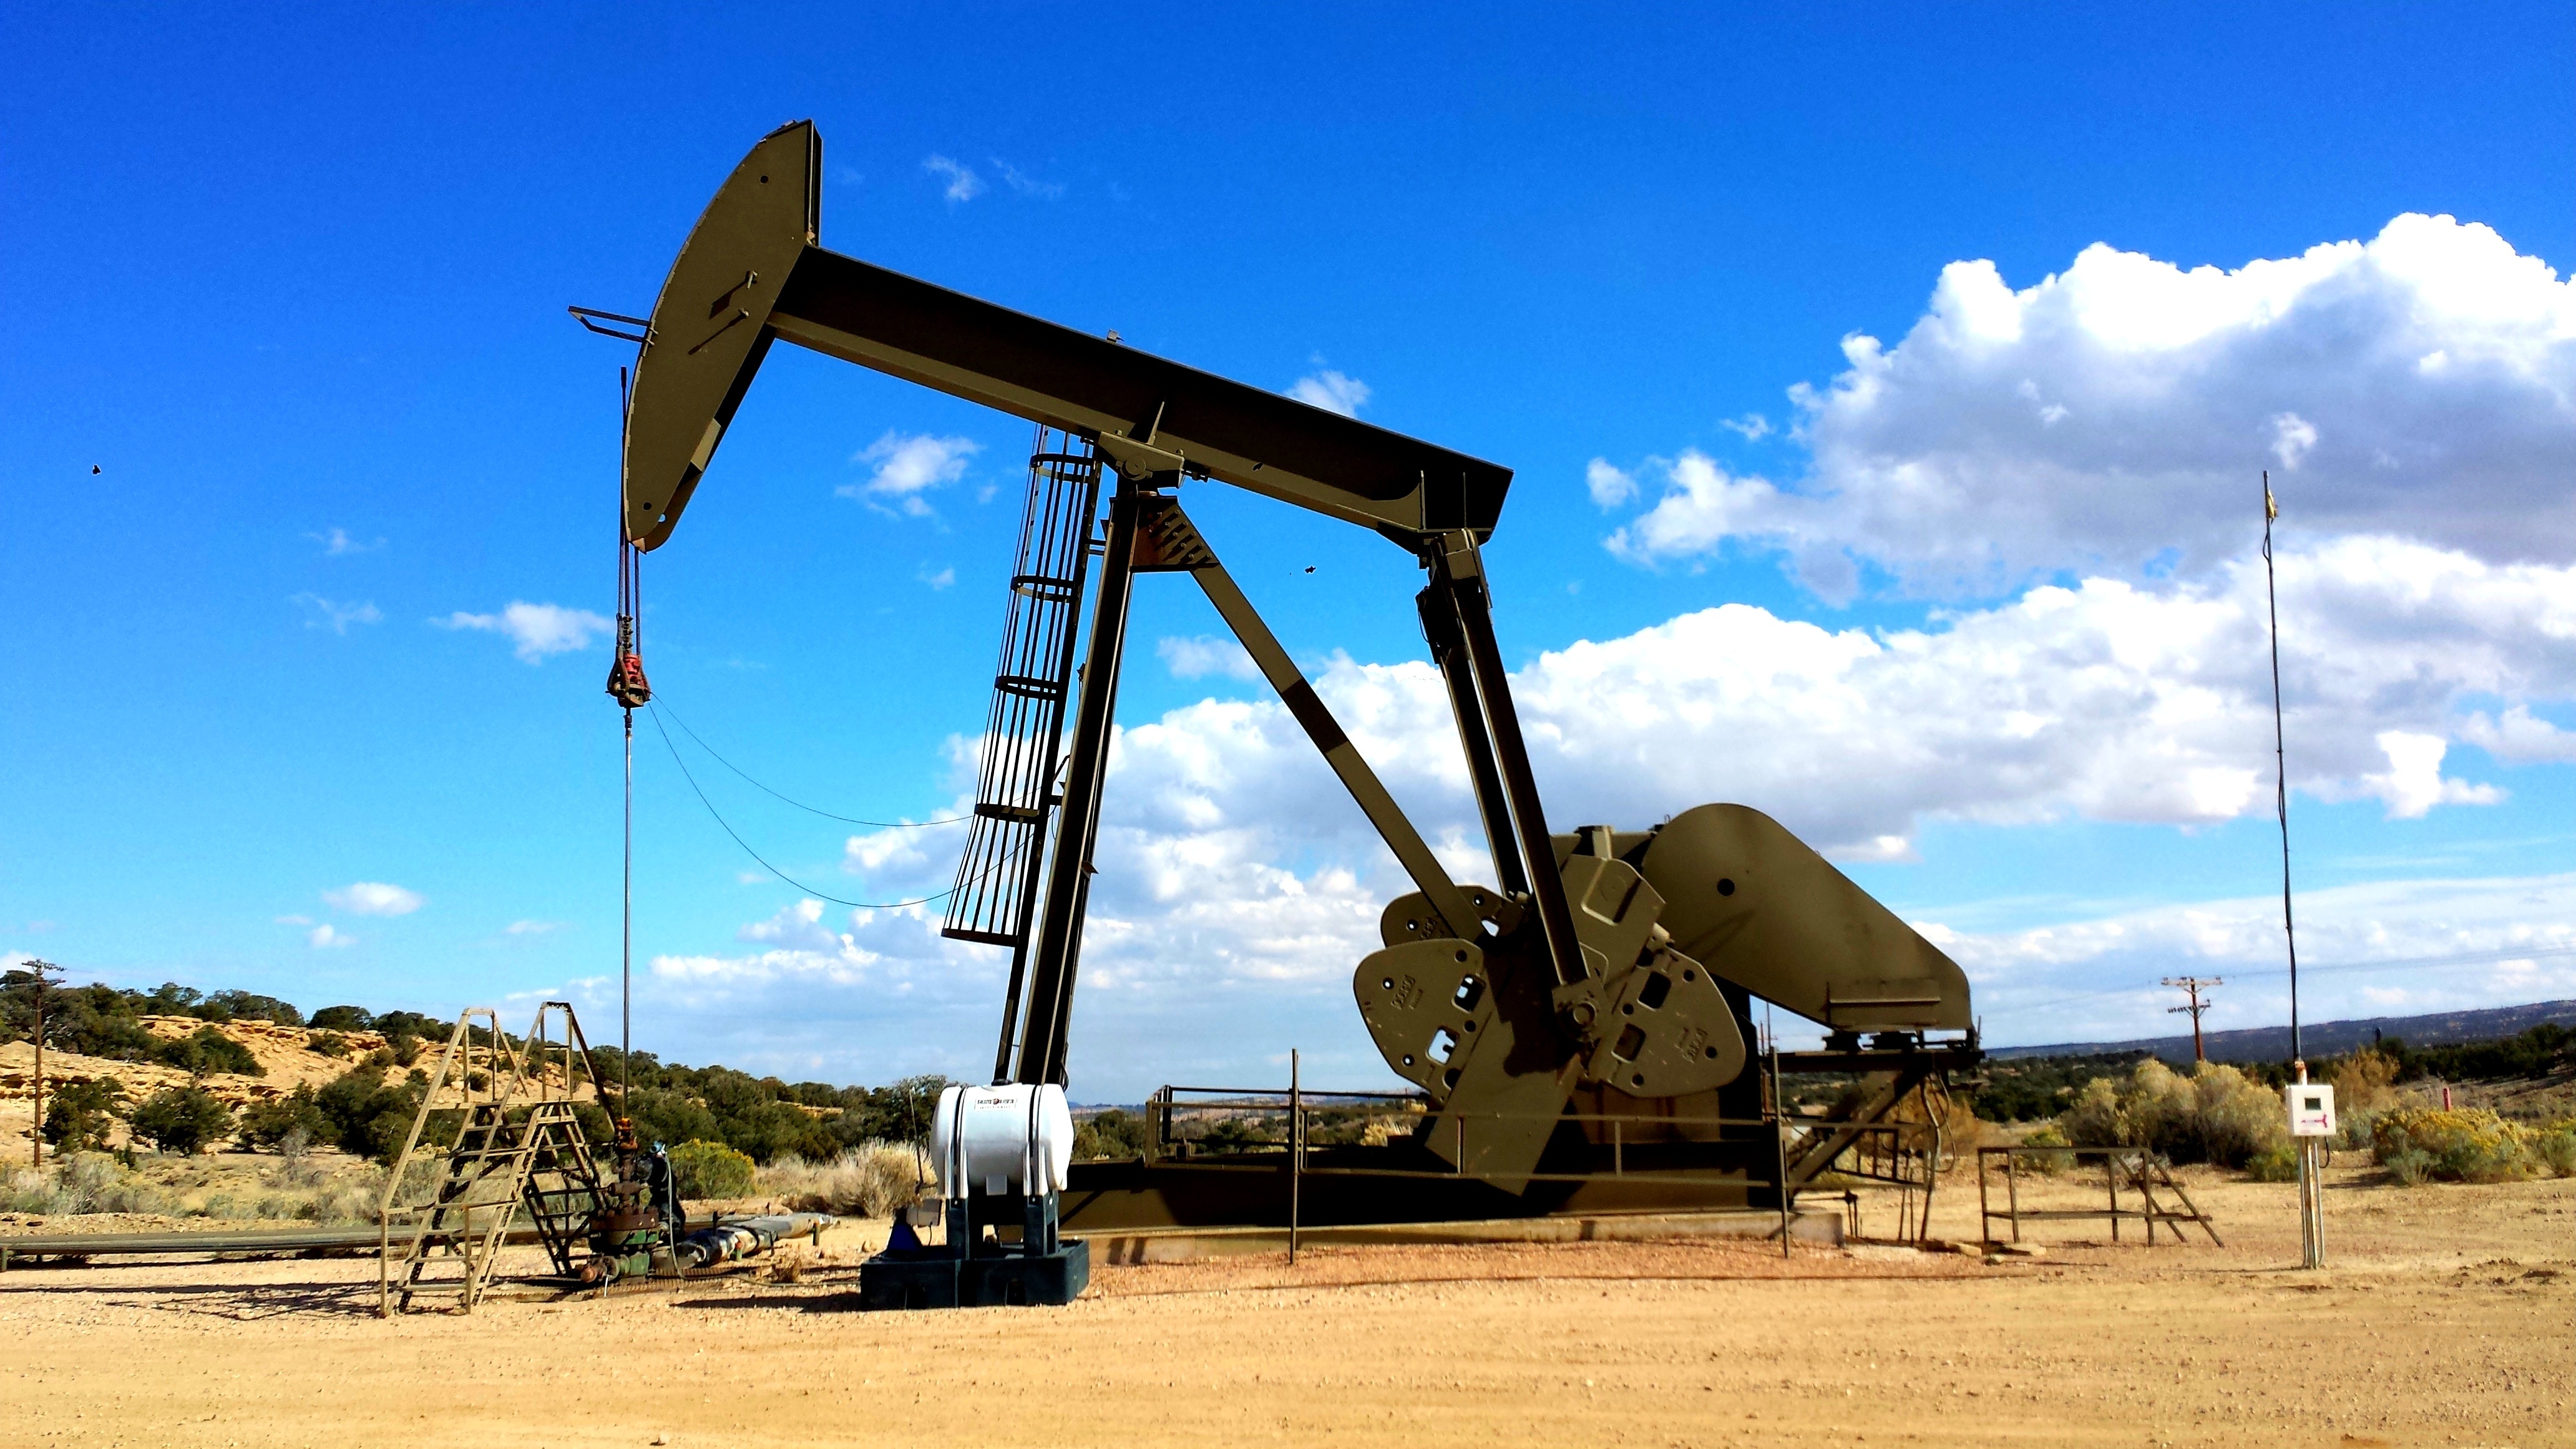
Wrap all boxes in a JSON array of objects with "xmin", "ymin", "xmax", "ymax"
[
  {"xmin": 841, "ymin": 432, "xmax": 980, "ymax": 517},
  {"xmin": 325, "ymin": 881, "xmax": 425, "ymax": 917},
  {"xmin": 306, "ymin": 527, "xmax": 383, "ymax": 555},
  {"xmin": 922, "ymin": 154, "xmax": 983, "ymax": 203},
  {"xmin": 1598, "ymin": 214, "xmax": 2576, "ymax": 598},
  {"xmin": 993, "ymin": 159, "xmax": 1064, "ymax": 199},
  {"xmin": 1156, "ymin": 634, "xmax": 1261, "ymax": 681},
  {"xmin": 293, "ymin": 593, "xmax": 381, "ymax": 635},
  {"xmin": 1288, "ymin": 369, "xmax": 1371, "ymax": 417},
  {"xmin": 1930, "ymin": 872, "xmax": 2576, "ymax": 1048},
  {"xmin": 434, "ymin": 602, "xmax": 612, "ymax": 662},
  {"xmin": 1584, "ymin": 459, "xmax": 1636, "ymax": 509}
]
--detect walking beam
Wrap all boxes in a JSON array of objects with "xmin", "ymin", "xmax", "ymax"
[{"xmin": 620, "ymin": 121, "xmax": 1511, "ymax": 555}]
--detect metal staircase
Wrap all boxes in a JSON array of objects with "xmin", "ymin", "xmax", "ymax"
[
  {"xmin": 377, "ymin": 1004, "xmax": 608, "ymax": 1314},
  {"xmin": 1782, "ymin": 1062, "xmax": 1954, "ymax": 1242}
]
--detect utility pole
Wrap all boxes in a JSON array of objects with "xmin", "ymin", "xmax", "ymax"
[
  {"xmin": 24, "ymin": 959, "xmax": 60, "ymax": 1169},
  {"xmin": 2161, "ymin": 976, "xmax": 2223, "ymax": 1063},
  {"xmin": 2261, "ymin": 471, "xmax": 2322, "ymax": 1271}
]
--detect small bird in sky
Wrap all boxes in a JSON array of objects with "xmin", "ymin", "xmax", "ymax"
[
  {"xmin": 90, "ymin": 465, "xmax": 101, "ymax": 474},
  {"xmin": 1304, "ymin": 565, "xmax": 1316, "ymax": 573}
]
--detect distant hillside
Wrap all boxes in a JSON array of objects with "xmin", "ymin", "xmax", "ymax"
[{"xmin": 1993, "ymin": 998, "xmax": 2576, "ymax": 1063}]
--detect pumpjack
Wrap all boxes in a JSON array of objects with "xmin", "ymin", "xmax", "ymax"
[{"xmin": 606, "ymin": 122, "xmax": 1979, "ymax": 1263}]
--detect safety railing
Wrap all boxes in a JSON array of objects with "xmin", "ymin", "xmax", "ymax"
[
  {"xmin": 1120, "ymin": 1071, "xmax": 1954, "ymax": 1247},
  {"xmin": 1974, "ymin": 1145, "xmax": 2223, "ymax": 1247}
]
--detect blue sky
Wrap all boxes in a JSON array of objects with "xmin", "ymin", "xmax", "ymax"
[{"xmin": 4, "ymin": 4, "xmax": 2572, "ymax": 1097}]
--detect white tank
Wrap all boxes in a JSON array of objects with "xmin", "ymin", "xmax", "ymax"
[{"xmin": 931, "ymin": 1083, "xmax": 1074, "ymax": 1199}]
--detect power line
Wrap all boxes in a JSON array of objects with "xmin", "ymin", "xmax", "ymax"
[
  {"xmin": 643, "ymin": 705, "xmax": 1000, "ymax": 910},
  {"xmin": 2003, "ymin": 942, "xmax": 2576, "ymax": 1016},
  {"xmin": 651, "ymin": 698, "xmax": 971, "ymax": 828}
]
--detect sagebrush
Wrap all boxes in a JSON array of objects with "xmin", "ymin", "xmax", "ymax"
[
  {"xmin": 2373, "ymin": 1107, "xmax": 2548, "ymax": 1184},
  {"xmin": 2056, "ymin": 1059, "xmax": 2286, "ymax": 1169},
  {"xmin": 756, "ymin": 1142, "xmax": 925, "ymax": 1217}
]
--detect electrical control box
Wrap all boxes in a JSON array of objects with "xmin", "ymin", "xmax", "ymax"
[{"xmin": 2286, "ymin": 1083, "xmax": 2336, "ymax": 1138}]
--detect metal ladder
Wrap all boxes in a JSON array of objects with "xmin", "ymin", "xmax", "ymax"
[
  {"xmin": 944, "ymin": 428, "xmax": 1104, "ymax": 1078},
  {"xmin": 377, "ymin": 1005, "xmax": 609, "ymax": 1314},
  {"xmin": 1782, "ymin": 1066, "xmax": 1953, "ymax": 1241}
]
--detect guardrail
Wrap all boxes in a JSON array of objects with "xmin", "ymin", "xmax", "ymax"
[{"xmin": 1974, "ymin": 1145, "xmax": 2223, "ymax": 1247}]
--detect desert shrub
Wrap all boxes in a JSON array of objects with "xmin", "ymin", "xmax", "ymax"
[
  {"xmin": 264, "ymin": 1127, "xmax": 327, "ymax": 1188},
  {"xmin": 2058, "ymin": 1078, "xmax": 2132, "ymax": 1151},
  {"xmin": 313, "ymin": 1065, "xmax": 431, "ymax": 1163},
  {"xmin": 239, "ymin": 1085, "xmax": 333, "ymax": 1150},
  {"xmin": 4, "ymin": 1154, "xmax": 175, "ymax": 1216},
  {"xmin": 306, "ymin": 1032, "xmax": 351, "ymax": 1059},
  {"xmin": 2, "ymin": 1168, "xmax": 56, "ymax": 1212},
  {"xmin": 758, "ymin": 1142, "xmax": 923, "ymax": 1217},
  {"xmin": 2372, "ymin": 1107, "xmax": 2534, "ymax": 1184},
  {"xmin": 2328, "ymin": 1049, "xmax": 2400, "ymax": 1115},
  {"xmin": 1073, "ymin": 1108, "xmax": 1152, "ymax": 1160},
  {"xmin": 42, "ymin": 1077, "xmax": 124, "ymax": 1153},
  {"xmin": 2056, "ymin": 1060, "xmax": 2287, "ymax": 1169},
  {"xmin": 2334, "ymin": 1108, "xmax": 2378, "ymax": 1153},
  {"xmin": 47, "ymin": 1009, "xmax": 164, "ymax": 1063},
  {"xmin": 157, "ymin": 1025, "xmax": 262, "ymax": 1078},
  {"xmin": 2188, "ymin": 1064, "xmax": 2290, "ymax": 1168},
  {"xmin": 1199, "ymin": 1116, "xmax": 1277, "ymax": 1151},
  {"xmin": 669, "ymin": 1139, "xmax": 756, "ymax": 1201},
  {"xmin": 1883, "ymin": 1088, "xmax": 1986, "ymax": 1159},
  {"xmin": 193, "ymin": 1188, "xmax": 296, "ymax": 1221},
  {"xmin": 200, "ymin": 990, "xmax": 303, "ymax": 1027},
  {"xmin": 308, "ymin": 1005, "xmax": 374, "ymax": 1032},
  {"xmin": 87, "ymin": 1159, "xmax": 173, "ymax": 1215},
  {"xmin": 2383, "ymin": 1148, "xmax": 2434, "ymax": 1186},
  {"xmin": 51, "ymin": 1153, "xmax": 122, "ymax": 1212},
  {"xmin": 623, "ymin": 1087, "xmax": 724, "ymax": 1155},
  {"xmin": 304, "ymin": 1162, "xmax": 412, "ymax": 1224},
  {"xmin": 2017, "ymin": 1124, "xmax": 2072, "ymax": 1174},
  {"xmin": 2533, "ymin": 1128, "xmax": 2576, "ymax": 1179},
  {"xmin": 131, "ymin": 1085, "xmax": 235, "ymax": 1155},
  {"xmin": 2243, "ymin": 1146, "xmax": 2300, "ymax": 1182}
]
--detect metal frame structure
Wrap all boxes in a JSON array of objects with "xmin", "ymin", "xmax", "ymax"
[
  {"xmin": 377, "ymin": 1003, "xmax": 611, "ymax": 1315},
  {"xmin": 606, "ymin": 120, "xmax": 1980, "ymax": 1231},
  {"xmin": 1975, "ymin": 1145, "xmax": 2223, "ymax": 1247}
]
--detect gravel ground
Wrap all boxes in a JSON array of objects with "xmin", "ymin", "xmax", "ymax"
[{"xmin": 1, "ymin": 1163, "xmax": 2568, "ymax": 1448}]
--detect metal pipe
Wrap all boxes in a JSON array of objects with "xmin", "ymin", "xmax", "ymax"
[
  {"xmin": 1770, "ymin": 1035, "xmax": 1790, "ymax": 1259},
  {"xmin": 1288, "ymin": 1049, "xmax": 1301, "ymax": 1266}
]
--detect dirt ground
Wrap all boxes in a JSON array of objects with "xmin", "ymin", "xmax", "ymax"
[{"xmin": 2, "ymin": 1163, "xmax": 2569, "ymax": 1449}]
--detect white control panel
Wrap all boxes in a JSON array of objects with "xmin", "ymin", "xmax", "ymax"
[{"xmin": 2286, "ymin": 1083, "xmax": 2336, "ymax": 1138}]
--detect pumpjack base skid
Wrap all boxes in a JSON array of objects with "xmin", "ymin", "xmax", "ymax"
[
  {"xmin": 1061, "ymin": 1144, "xmax": 1768, "ymax": 1234},
  {"xmin": 858, "ymin": 1241, "xmax": 1091, "ymax": 1310}
]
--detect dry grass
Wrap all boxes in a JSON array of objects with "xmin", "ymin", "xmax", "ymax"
[
  {"xmin": 1, "ymin": 1149, "xmax": 393, "ymax": 1224},
  {"xmin": 753, "ymin": 1140, "xmax": 925, "ymax": 1218}
]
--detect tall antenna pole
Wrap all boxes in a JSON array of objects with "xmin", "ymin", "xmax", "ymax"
[
  {"xmin": 2261, "ymin": 471, "xmax": 2301, "ymax": 1076},
  {"xmin": 620, "ymin": 364, "xmax": 635, "ymax": 1104},
  {"xmin": 2266, "ymin": 471, "xmax": 2324, "ymax": 1270}
]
